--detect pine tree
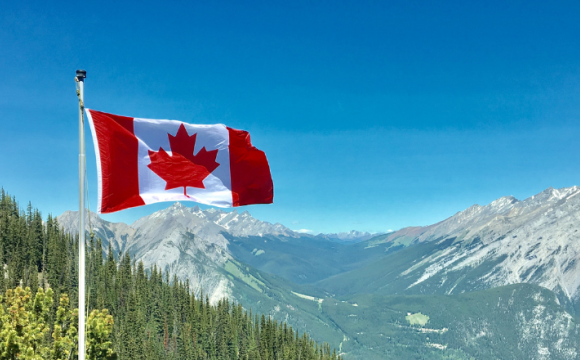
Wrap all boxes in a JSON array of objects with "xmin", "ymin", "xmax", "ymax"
[
  {"xmin": 0, "ymin": 190, "xmax": 343, "ymax": 360},
  {"xmin": 0, "ymin": 241, "xmax": 5, "ymax": 295}
]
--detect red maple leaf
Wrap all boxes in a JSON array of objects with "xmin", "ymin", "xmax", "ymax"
[{"xmin": 148, "ymin": 124, "xmax": 220, "ymax": 197}]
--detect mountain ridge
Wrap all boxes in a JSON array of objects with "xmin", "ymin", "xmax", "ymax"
[
  {"xmin": 317, "ymin": 186, "xmax": 580, "ymax": 316},
  {"xmin": 55, "ymin": 185, "xmax": 580, "ymax": 359},
  {"xmin": 58, "ymin": 185, "xmax": 580, "ymax": 304}
]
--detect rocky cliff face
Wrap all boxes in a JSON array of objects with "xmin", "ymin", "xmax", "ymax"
[
  {"xmin": 318, "ymin": 186, "xmax": 580, "ymax": 318},
  {"xmin": 403, "ymin": 186, "xmax": 580, "ymax": 303},
  {"xmin": 57, "ymin": 210, "xmax": 135, "ymax": 254},
  {"xmin": 58, "ymin": 202, "xmax": 297, "ymax": 303}
]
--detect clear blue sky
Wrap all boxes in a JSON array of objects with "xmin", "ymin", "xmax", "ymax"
[{"xmin": 1, "ymin": 0, "xmax": 580, "ymax": 233}]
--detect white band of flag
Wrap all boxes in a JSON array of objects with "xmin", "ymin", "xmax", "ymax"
[{"xmin": 86, "ymin": 109, "xmax": 273, "ymax": 213}]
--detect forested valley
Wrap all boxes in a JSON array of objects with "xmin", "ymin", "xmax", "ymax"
[{"xmin": 0, "ymin": 189, "xmax": 341, "ymax": 360}]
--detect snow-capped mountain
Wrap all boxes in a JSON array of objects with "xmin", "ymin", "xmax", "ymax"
[
  {"xmin": 410, "ymin": 186, "xmax": 580, "ymax": 301},
  {"xmin": 58, "ymin": 203, "xmax": 298, "ymax": 302},
  {"xmin": 57, "ymin": 209, "xmax": 135, "ymax": 254},
  {"xmin": 131, "ymin": 203, "xmax": 298, "ymax": 238},
  {"xmin": 318, "ymin": 230, "xmax": 382, "ymax": 243},
  {"xmin": 59, "ymin": 186, "xmax": 580, "ymax": 311},
  {"xmin": 320, "ymin": 186, "xmax": 580, "ymax": 312},
  {"xmin": 56, "ymin": 186, "xmax": 580, "ymax": 359}
]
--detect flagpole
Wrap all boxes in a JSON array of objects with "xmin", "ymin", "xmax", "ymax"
[{"xmin": 76, "ymin": 69, "xmax": 87, "ymax": 360}]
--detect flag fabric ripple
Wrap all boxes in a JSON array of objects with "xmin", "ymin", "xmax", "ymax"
[{"xmin": 86, "ymin": 109, "xmax": 273, "ymax": 213}]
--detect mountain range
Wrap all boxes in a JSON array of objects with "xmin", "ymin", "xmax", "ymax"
[
  {"xmin": 317, "ymin": 230, "xmax": 384, "ymax": 243},
  {"xmin": 318, "ymin": 186, "xmax": 580, "ymax": 314},
  {"xmin": 58, "ymin": 186, "xmax": 580, "ymax": 359}
]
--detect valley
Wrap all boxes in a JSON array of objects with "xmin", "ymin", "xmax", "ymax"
[{"xmin": 57, "ymin": 186, "xmax": 580, "ymax": 359}]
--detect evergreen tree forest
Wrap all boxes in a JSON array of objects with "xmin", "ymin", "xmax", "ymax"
[{"xmin": 0, "ymin": 189, "xmax": 342, "ymax": 360}]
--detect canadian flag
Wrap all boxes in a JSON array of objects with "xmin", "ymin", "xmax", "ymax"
[{"xmin": 86, "ymin": 109, "xmax": 273, "ymax": 213}]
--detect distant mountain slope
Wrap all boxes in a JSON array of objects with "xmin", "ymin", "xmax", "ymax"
[
  {"xmin": 59, "ymin": 203, "xmax": 298, "ymax": 300},
  {"xmin": 321, "ymin": 284, "xmax": 580, "ymax": 360},
  {"xmin": 58, "ymin": 204, "xmax": 400, "ymax": 289},
  {"xmin": 318, "ymin": 186, "xmax": 580, "ymax": 314},
  {"xmin": 316, "ymin": 230, "xmax": 383, "ymax": 244},
  {"xmin": 58, "ymin": 206, "xmax": 351, "ymax": 352},
  {"xmin": 56, "ymin": 185, "xmax": 580, "ymax": 359},
  {"xmin": 57, "ymin": 209, "xmax": 135, "ymax": 254},
  {"xmin": 225, "ymin": 232, "xmax": 402, "ymax": 284}
]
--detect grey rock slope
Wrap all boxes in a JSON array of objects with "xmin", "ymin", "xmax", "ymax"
[
  {"xmin": 58, "ymin": 204, "xmax": 355, "ymax": 354},
  {"xmin": 57, "ymin": 210, "xmax": 135, "ymax": 254},
  {"xmin": 317, "ymin": 230, "xmax": 382, "ymax": 243},
  {"xmin": 58, "ymin": 203, "xmax": 298, "ymax": 303},
  {"xmin": 320, "ymin": 186, "xmax": 580, "ymax": 313},
  {"xmin": 59, "ymin": 186, "xmax": 580, "ymax": 308},
  {"xmin": 409, "ymin": 186, "xmax": 580, "ymax": 301}
]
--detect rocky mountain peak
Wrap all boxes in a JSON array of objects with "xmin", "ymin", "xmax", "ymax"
[
  {"xmin": 488, "ymin": 195, "xmax": 519, "ymax": 209},
  {"xmin": 321, "ymin": 230, "xmax": 380, "ymax": 243},
  {"xmin": 393, "ymin": 185, "xmax": 580, "ymax": 304},
  {"xmin": 57, "ymin": 203, "xmax": 298, "ymax": 302},
  {"xmin": 520, "ymin": 186, "xmax": 580, "ymax": 207}
]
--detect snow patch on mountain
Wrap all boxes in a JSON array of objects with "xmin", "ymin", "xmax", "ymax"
[
  {"xmin": 57, "ymin": 203, "xmax": 298, "ymax": 303},
  {"xmin": 319, "ymin": 230, "xmax": 384, "ymax": 243},
  {"xmin": 399, "ymin": 186, "xmax": 580, "ymax": 303}
]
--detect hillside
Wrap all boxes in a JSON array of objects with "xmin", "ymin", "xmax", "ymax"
[
  {"xmin": 317, "ymin": 186, "xmax": 580, "ymax": 316},
  {"xmin": 58, "ymin": 204, "xmax": 397, "ymax": 295},
  {"xmin": 0, "ymin": 189, "xmax": 343, "ymax": 360},
  {"xmin": 320, "ymin": 284, "xmax": 580, "ymax": 360},
  {"xmin": 57, "ymin": 186, "xmax": 580, "ymax": 359}
]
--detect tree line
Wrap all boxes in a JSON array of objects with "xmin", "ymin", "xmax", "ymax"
[{"xmin": 0, "ymin": 189, "xmax": 342, "ymax": 359}]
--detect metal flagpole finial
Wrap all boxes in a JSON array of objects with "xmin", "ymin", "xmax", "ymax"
[{"xmin": 76, "ymin": 69, "xmax": 87, "ymax": 81}]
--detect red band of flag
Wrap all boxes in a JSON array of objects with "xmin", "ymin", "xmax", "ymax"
[{"xmin": 86, "ymin": 109, "xmax": 273, "ymax": 213}]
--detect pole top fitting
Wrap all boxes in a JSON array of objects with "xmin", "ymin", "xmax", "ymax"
[{"xmin": 76, "ymin": 69, "xmax": 87, "ymax": 81}]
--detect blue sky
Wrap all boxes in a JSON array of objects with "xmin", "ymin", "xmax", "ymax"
[{"xmin": 1, "ymin": 0, "xmax": 580, "ymax": 233}]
